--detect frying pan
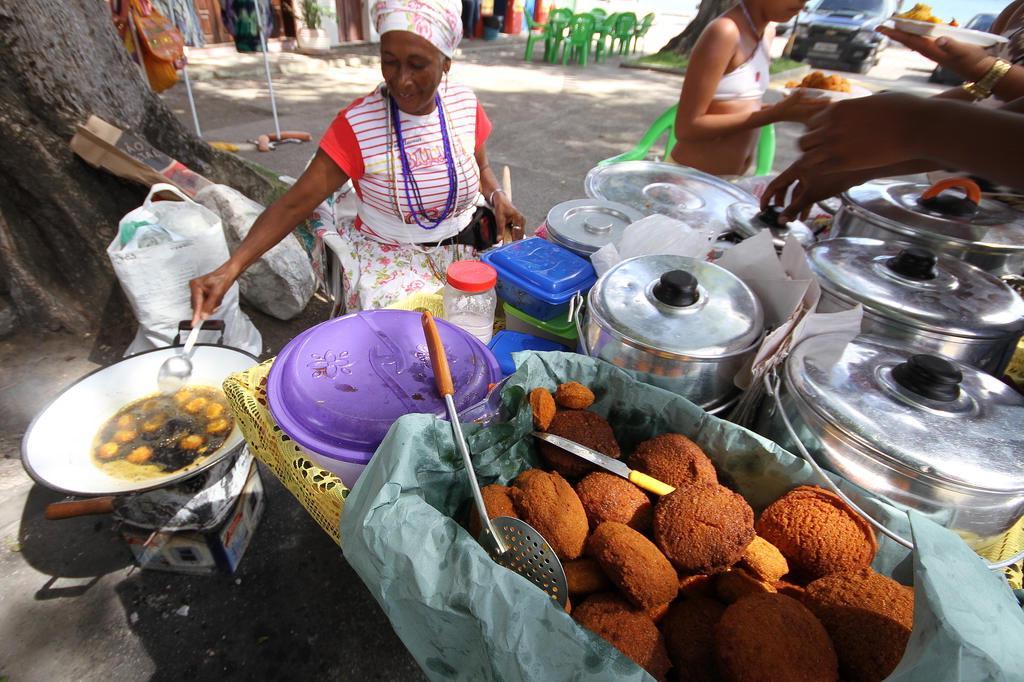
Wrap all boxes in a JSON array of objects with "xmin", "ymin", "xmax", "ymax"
[{"xmin": 22, "ymin": 341, "xmax": 256, "ymax": 496}]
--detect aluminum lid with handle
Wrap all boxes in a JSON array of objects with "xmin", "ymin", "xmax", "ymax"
[
  {"xmin": 544, "ymin": 199, "xmax": 644, "ymax": 255},
  {"xmin": 584, "ymin": 161, "xmax": 757, "ymax": 233},
  {"xmin": 725, "ymin": 202, "xmax": 815, "ymax": 249},
  {"xmin": 767, "ymin": 333, "xmax": 1024, "ymax": 570},
  {"xmin": 588, "ymin": 254, "xmax": 764, "ymax": 357},
  {"xmin": 842, "ymin": 177, "xmax": 1024, "ymax": 251},
  {"xmin": 807, "ymin": 237, "xmax": 1024, "ymax": 339}
]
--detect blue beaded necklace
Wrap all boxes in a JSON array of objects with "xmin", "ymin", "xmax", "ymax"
[{"xmin": 388, "ymin": 93, "xmax": 459, "ymax": 230}]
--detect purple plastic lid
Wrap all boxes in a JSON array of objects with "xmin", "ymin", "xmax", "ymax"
[{"xmin": 267, "ymin": 310, "xmax": 501, "ymax": 464}]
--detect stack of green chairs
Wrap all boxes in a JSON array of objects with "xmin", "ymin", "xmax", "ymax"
[
  {"xmin": 612, "ymin": 12, "xmax": 638, "ymax": 55},
  {"xmin": 598, "ymin": 103, "xmax": 777, "ymax": 176},
  {"xmin": 544, "ymin": 7, "xmax": 573, "ymax": 63},
  {"xmin": 593, "ymin": 12, "xmax": 618, "ymax": 62},
  {"xmin": 561, "ymin": 12, "xmax": 596, "ymax": 66},
  {"xmin": 523, "ymin": 13, "xmax": 547, "ymax": 61},
  {"xmin": 631, "ymin": 13, "xmax": 655, "ymax": 54}
]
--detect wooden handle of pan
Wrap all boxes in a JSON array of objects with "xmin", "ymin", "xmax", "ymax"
[
  {"xmin": 421, "ymin": 312, "xmax": 454, "ymax": 397},
  {"xmin": 45, "ymin": 497, "xmax": 117, "ymax": 520}
]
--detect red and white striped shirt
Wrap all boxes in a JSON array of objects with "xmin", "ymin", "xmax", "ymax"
[{"xmin": 319, "ymin": 83, "xmax": 492, "ymax": 244}]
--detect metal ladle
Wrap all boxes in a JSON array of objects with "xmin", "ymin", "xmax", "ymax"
[
  {"xmin": 157, "ymin": 323, "xmax": 202, "ymax": 393},
  {"xmin": 421, "ymin": 312, "xmax": 568, "ymax": 608}
]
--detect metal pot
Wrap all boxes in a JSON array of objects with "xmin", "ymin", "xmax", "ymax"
[
  {"xmin": 831, "ymin": 177, "xmax": 1024, "ymax": 276},
  {"xmin": 544, "ymin": 199, "xmax": 644, "ymax": 257},
  {"xmin": 807, "ymin": 238, "xmax": 1024, "ymax": 375},
  {"xmin": 759, "ymin": 333, "xmax": 1024, "ymax": 559},
  {"xmin": 22, "ymin": 344, "xmax": 255, "ymax": 496},
  {"xmin": 577, "ymin": 255, "xmax": 764, "ymax": 409},
  {"xmin": 584, "ymin": 161, "xmax": 757, "ymax": 235}
]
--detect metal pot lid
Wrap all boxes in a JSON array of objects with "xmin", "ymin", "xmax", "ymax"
[
  {"xmin": 546, "ymin": 199, "xmax": 644, "ymax": 254},
  {"xmin": 584, "ymin": 161, "xmax": 757, "ymax": 232},
  {"xmin": 807, "ymin": 238, "xmax": 1024, "ymax": 339},
  {"xmin": 588, "ymin": 254, "xmax": 764, "ymax": 357},
  {"xmin": 267, "ymin": 310, "xmax": 500, "ymax": 464},
  {"xmin": 843, "ymin": 179, "xmax": 1024, "ymax": 251},
  {"xmin": 785, "ymin": 333, "xmax": 1024, "ymax": 494},
  {"xmin": 725, "ymin": 202, "xmax": 815, "ymax": 248}
]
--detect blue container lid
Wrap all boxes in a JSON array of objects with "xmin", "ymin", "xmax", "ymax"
[
  {"xmin": 487, "ymin": 330, "xmax": 568, "ymax": 375},
  {"xmin": 481, "ymin": 238, "xmax": 597, "ymax": 304}
]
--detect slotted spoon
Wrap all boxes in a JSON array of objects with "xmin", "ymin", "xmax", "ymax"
[
  {"xmin": 421, "ymin": 312, "xmax": 568, "ymax": 608},
  {"xmin": 157, "ymin": 322, "xmax": 202, "ymax": 393}
]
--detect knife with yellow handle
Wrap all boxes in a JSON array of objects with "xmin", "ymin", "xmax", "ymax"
[{"xmin": 532, "ymin": 431, "xmax": 676, "ymax": 496}]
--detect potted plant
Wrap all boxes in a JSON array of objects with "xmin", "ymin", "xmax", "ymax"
[{"xmin": 297, "ymin": 0, "xmax": 332, "ymax": 52}]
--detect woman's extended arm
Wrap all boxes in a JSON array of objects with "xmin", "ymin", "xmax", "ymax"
[
  {"xmin": 675, "ymin": 19, "xmax": 825, "ymax": 141},
  {"xmin": 189, "ymin": 149, "xmax": 348, "ymax": 324}
]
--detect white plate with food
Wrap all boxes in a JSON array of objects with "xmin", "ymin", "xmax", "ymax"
[
  {"xmin": 783, "ymin": 72, "xmax": 873, "ymax": 100},
  {"xmin": 886, "ymin": 18, "xmax": 1008, "ymax": 46}
]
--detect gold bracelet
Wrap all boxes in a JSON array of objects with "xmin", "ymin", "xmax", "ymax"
[{"xmin": 961, "ymin": 58, "xmax": 1012, "ymax": 101}]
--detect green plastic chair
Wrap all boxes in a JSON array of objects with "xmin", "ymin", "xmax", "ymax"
[
  {"xmin": 544, "ymin": 8, "xmax": 573, "ymax": 63},
  {"xmin": 524, "ymin": 13, "xmax": 547, "ymax": 61},
  {"xmin": 561, "ymin": 13, "xmax": 596, "ymax": 66},
  {"xmin": 599, "ymin": 103, "xmax": 777, "ymax": 176},
  {"xmin": 589, "ymin": 7, "xmax": 607, "ymax": 20},
  {"xmin": 593, "ymin": 13, "xmax": 618, "ymax": 63},
  {"xmin": 631, "ymin": 13, "xmax": 655, "ymax": 54},
  {"xmin": 612, "ymin": 12, "xmax": 637, "ymax": 55}
]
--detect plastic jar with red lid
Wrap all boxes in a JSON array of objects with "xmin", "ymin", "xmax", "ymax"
[{"xmin": 444, "ymin": 261, "xmax": 498, "ymax": 343}]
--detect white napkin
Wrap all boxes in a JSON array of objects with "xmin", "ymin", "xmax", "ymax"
[{"xmin": 590, "ymin": 214, "xmax": 718, "ymax": 276}]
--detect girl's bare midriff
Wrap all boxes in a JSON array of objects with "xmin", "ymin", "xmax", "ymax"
[{"xmin": 671, "ymin": 97, "xmax": 761, "ymax": 176}]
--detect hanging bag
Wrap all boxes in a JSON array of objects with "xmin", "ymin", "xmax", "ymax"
[{"xmin": 130, "ymin": 0, "xmax": 185, "ymax": 92}]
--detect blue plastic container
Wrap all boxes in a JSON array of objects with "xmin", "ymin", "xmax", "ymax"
[
  {"xmin": 487, "ymin": 330, "xmax": 567, "ymax": 376},
  {"xmin": 480, "ymin": 238, "xmax": 597, "ymax": 321}
]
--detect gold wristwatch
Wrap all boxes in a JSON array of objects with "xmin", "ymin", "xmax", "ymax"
[{"xmin": 961, "ymin": 58, "xmax": 1012, "ymax": 101}]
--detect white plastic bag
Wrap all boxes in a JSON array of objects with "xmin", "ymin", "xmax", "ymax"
[
  {"xmin": 108, "ymin": 183, "xmax": 262, "ymax": 357},
  {"xmin": 590, "ymin": 214, "xmax": 718, "ymax": 277}
]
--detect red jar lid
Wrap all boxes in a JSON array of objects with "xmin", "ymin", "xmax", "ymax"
[{"xmin": 447, "ymin": 260, "xmax": 497, "ymax": 293}]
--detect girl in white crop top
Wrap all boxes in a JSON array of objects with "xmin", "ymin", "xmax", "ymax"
[{"xmin": 672, "ymin": 0, "xmax": 827, "ymax": 176}]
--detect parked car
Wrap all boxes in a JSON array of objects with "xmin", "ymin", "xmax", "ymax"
[
  {"xmin": 929, "ymin": 13, "xmax": 997, "ymax": 84},
  {"xmin": 789, "ymin": 0, "xmax": 898, "ymax": 74}
]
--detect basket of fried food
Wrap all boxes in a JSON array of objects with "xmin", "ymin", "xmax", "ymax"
[{"xmin": 340, "ymin": 351, "xmax": 1024, "ymax": 682}]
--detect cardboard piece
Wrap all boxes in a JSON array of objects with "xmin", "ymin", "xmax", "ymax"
[{"xmin": 70, "ymin": 116, "xmax": 213, "ymax": 197}]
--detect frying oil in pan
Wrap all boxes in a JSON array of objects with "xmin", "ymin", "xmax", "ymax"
[{"xmin": 92, "ymin": 387, "xmax": 234, "ymax": 481}]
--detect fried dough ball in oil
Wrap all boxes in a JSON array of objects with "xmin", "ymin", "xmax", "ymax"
[
  {"xmin": 184, "ymin": 397, "xmax": 209, "ymax": 414},
  {"xmin": 126, "ymin": 446, "xmax": 153, "ymax": 464},
  {"xmin": 113, "ymin": 430, "xmax": 137, "ymax": 444},
  {"xmin": 142, "ymin": 418, "xmax": 164, "ymax": 433},
  {"xmin": 173, "ymin": 390, "xmax": 192, "ymax": 405},
  {"xmin": 180, "ymin": 434, "xmax": 205, "ymax": 450},
  {"xmin": 206, "ymin": 418, "xmax": 230, "ymax": 434},
  {"xmin": 205, "ymin": 402, "xmax": 226, "ymax": 420},
  {"xmin": 116, "ymin": 414, "xmax": 135, "ymax": 429},
  {"xmin": 98, "ymin": 442, "xmax": 120, "ymax": 460}
]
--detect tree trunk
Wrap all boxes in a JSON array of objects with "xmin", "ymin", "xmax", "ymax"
[
  {"xmin": 659, "ymin": 0, "xmax": 734, "ymax": 56},
  {"xmin": 0, "ymin": 1, "xmax": 284, "ymax": 334}
]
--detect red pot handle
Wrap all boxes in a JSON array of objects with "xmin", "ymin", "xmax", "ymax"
[{"xmin": 921, "ymin": 177, "xmax": 981, "ymax": 205}]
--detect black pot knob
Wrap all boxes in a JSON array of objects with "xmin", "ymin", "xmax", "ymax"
[
  {"xmin": 888, "ymin": 247, "xmax": 938, "ymax": 280},
  {"xmin": 756, "ymin": 206, "xmax": 785, "ymax": 229},
  {"xmin": 653, "ymin": 270, "xmax": 699, "ymax": 307},
  {"xmin": 892, "ymin": 354, "xmax": 962, "ymax": 402}
]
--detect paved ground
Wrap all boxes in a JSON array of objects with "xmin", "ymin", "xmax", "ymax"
[{"xmin": 0, "ymin": 33, "xmax": 944, "ymax": 682}]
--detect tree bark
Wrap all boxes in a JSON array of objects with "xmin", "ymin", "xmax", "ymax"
[
  {"xmin": 0, "ymin": 0, "xmax": 284, "ymax": 334},
  {"xmin": 659, "ymin": 0, "xmax": 734, "ymax": 56}
]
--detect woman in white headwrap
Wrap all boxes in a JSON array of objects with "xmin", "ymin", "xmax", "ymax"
[{"xmin": 190, "ymin": 0, "xmax": 525, "ymax": 317}]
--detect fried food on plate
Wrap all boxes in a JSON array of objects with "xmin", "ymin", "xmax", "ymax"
[
  {"xmin": 630, "ymin": 433, "xmax": 718, "ymax": 490},
  {"xmin": 509, "ymin": 468, "xmax": 589, "ymax": 560},
  {"xmin": 803, "ymin": 568, "xmax": 914, "ymax": 682},
  {"xmin": 575, "ymin": 471, "xmax": 653, "ymax": 532},
  {"xmin": 654, "ymin": 483, "xmax": 755, "ymax": 574},
  {"xmin": 756, "ymin": 485, "xmax": 877, "ymax": 581},
  {"xmin": 739, "ymin": 535, "xmax": 789, "ymax": 583},
  {"xmin": 587, "ymin": 522, "xmax": 679, "ymax": 610},
  {"xmin": 468, "ymin": 484, "xmax": 518, "ymax": 538},
  {"xmin": 565, "ymin": 558, "xmax": 612, "ymax": 596},
  {"xmin": 715, "ymin": 567, "xmax": 777, "ymax": 605},
  {"xmin": 787, "ymin": 71, "xmax": 852, "ymax": 92},
  {"xmin": 538, "ymin": 410, "xmax": 621, "ymax": 478},
  {"xmin": 574, "ymin": 593, "xmax": 672, "ymax": 681},
  {"xmin": 896, "ymin": 3, "xmax": 942, "ymax": 22},
  {"xmin": 660, "ymin": 596, "xmax": 726, "ymax": 682},
  {"xmin": 529, "ymin": 387, "xmax": 557, "ymax": 431},
  {"xmin": 715, "ymin": 593, "xmax": 838, "ymax": 682},
  {"xmin": 555, "ymin": 381, "xmax": 596, "ymax": 409}
]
